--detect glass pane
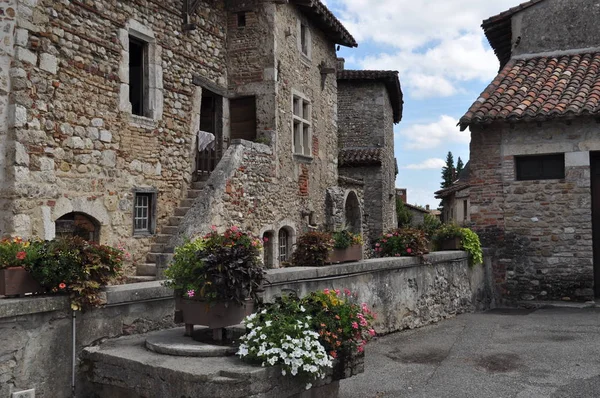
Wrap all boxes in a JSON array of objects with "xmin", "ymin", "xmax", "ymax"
[
  {"xmin": 294, "ymin": 122, "xmax": 302, "ymax": 154},
  {"xmin": 303, "ymin": 124, "xmax": 310, "ymax": 156},
  {"xmin": 293, "ymin": 97, "xmax": 300, "ymax": 116},
  {"xmin": 302, "ymin": 101, "xmax": 310, "ymax": 120}
]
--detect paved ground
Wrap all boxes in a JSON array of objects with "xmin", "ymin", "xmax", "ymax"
[{"xmin": 340, "ymin": 307, "xmax": 600, "ymax": 398}]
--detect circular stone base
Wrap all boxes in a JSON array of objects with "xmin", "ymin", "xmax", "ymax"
[{"xmin": 145, "ymin": 328, "xmax": 239, "ymax": 357}]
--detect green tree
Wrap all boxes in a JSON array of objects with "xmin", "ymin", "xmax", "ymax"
[
  {"xmin": 396, "ymin": 198, "xmax": 413, "ymax": 228},
  {"xmin": 456, "ymin": 157, "xmax": 464, "ymax": 178},
  {"xmin": 441, "ymin": 151, "xmax": 456, "ymax": 189}
]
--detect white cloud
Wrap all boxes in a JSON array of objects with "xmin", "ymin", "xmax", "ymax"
[
  {"xmin": 333, "ymin": 0, "xmax": 523, "ymax": 98},
  {"xmin": 403, "ymin": 158, "xmax": 446, "ymax": 170},
  {"xmin": 398, "ymin": 115, "xmax": 470, "ymax": 150}
]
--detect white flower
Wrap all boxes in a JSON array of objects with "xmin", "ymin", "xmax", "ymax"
[
  {"xmin": 281, "ymin": 369, "xmax": 287, "ymax": 376},
  {"xmin": 305, "ymin": 383, "xmax": 312, "ymax": 390},
  {"xmin": 261, "ymin": 309, "xmax": 267, "ymax": 314},
  {"xmin": 265, "ymin": 320, "xmax": 272, "ymax": 327},
  {"xmin": 300, "ymin": 305, "xmax": 306, "ymax": 312}
]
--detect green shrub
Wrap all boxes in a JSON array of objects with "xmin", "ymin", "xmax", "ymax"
[
  {"xmin": 396, "ymin": 199, "xmax": 413, "ymax": 228},
  {"xmin": 331, "ymin": 230, "xmax": 362, "ymax": 250},
  {"xmin": 460, "ymin": 228, "xmax": 483, "ymax": 266},
  {"xmin": 375, "ymin": 228, "xmax": 429, "ymax": 257},
  {"xmin": 418, "ymin": 214, "xmax": 442, "ymax": 239}
]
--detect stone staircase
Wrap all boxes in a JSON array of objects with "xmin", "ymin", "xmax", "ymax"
[{"xmin": 129, "ymin": 179, "xmax": 207, "ymax": 282}]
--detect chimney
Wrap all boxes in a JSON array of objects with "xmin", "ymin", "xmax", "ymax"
[{"xmin": 336, "ymin": 57, "xmax": 345, "ymax": 71}]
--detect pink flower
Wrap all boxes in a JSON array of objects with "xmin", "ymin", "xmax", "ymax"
[
  {"xmin": 360, "ymin": 318, "xmax": 368, "ymax": 327},
  {"xmin": 324, "ymin": 288, "xmax": 330, "ymax": 294},
  {"xmin": 187, "ymin": 290, "xmax": 195, "ymax": 298},
  {"xmin": 211, "ymin": 225, "xmax": 217, "ymax": 231},
  {"xmin": 344, "ymin": 288, "xmax": 351, "ymax": 296},
  {"xmin": 16, "ymin": 251, "xmax": 26, "ymax": 260},
  {"xmin": 231, "ymin": 226, "xmax": 239, "ymax": 232},
  {"xmin": 368, "ymin": 329, "xmax": 376, "ymax": 337},
  {"xmin": 263, "ymin": 237, "xmax": 269, "ymax": 243},
  {"xmin": 406, "ymin": 248, "xmax": 412, "ymax": 254},
  {"xmin": 335, "ymin": 289, "xmax": 340, "ymax": 296},
  {"xmin": 351, "ymin": 322, "xmax": 359, "ymax": 329},
  {"xmin": 375, "ymin": 243, "xmax": 380, "ymax": 247},
  {"xmin": 357, "ymin": 345, "xmax": 364, "ymax": 353},
  {"xmin": 361, "ymin": 303, "xmax": 369, "ymax": 312}
]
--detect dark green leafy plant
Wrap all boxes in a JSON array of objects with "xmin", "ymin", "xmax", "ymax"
[
  {"xmin": 164, "ymin": 227, "xmax": 266, "ymax": 305},
  {"xmin": 291, "ymin": 231, "xmax": 334, "ymax": 267},
  {"xmin": 418, "ymin": 214, "xmax": 442, "ymax": 240},
  {"xmin": 433, "ymin": 223, "xmax": 463, "ymax": 241},
  {"xmin": 331, "ymin": 230, "xmax": 362, "ymax": 250},
  {"xmin": 396, "ymin": 199, "xmax": 413, "ymax": 228},
  {"xmin": 375, "ymin": 228, "xmax": 429, "ymax": 257}
]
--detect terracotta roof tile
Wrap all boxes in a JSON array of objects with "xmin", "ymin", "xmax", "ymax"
[
  {"xmin": 291, "ymin": 0, "xmax": 357, "ymax": 47},
  {"xmin": 459, "ymin": 53, "xmax": 600, "ymax": 130},
  {"xmin": 339, "ymin": 148, "xmax": 382, "ymax": 167}
]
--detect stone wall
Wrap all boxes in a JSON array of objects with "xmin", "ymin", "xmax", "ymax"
[
  {"xmin": 470, "ymin": 118, "xmax": 598, "ymax": 302},
  {"xmin": 3, "ymin": 0, "xmax": 228, "ymax": 266},
  {"xmin": 0, "ymin": 251, "xmax": 490, "ymax": 398},
  {"xmin": 512, "ymin": 0, "xmax": 600, "ymax": 56}
]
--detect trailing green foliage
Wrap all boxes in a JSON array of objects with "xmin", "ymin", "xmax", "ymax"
[{"xmin": 460, "ymin": 228, "xmax": 483, "ymax": 266}]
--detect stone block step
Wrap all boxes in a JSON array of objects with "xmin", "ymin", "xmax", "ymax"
[
  {"xmin": 174, "ymin": 207, "xmax": 190, "ymax": 216},
  {"xmin": 191, "ymin": 181, "xmax": 206, "ymax": 190},
  {"xmin": 180, "ymin": 198, "xmax": 196, "ymax": 208},
  {"xmin": 136, "ymin": 263, "xmax": 157, "ymax": 276},
  {"xmin": 125, "ymin": 275, "xmax": 156, "ymax": 284},
  {"xmin": 187, "ymin": 189, "xmax": 202, "ymax": 199},
  {"xmin": 155, "ymin": 234, "xmax": 172, "ymax": 244},
  {"xmin": 150, "ymin": 243, "xmax": 164, "ymax": 253},
  {"xmin": 145, "ymin": 252, "xmax": 161, "ymax": 263},
  {"xmin": 168, "ymin": 216, "xmax": 184, "ymax": 226},
  {"xmin": 160, "ymin": 225, "xmax": 178, "ymax": 235}
]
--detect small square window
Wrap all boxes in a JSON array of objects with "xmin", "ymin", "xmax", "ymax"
[
  {"xmin": 237, "ymin": 12, "xmax": 246, "ymax": 27},
  {"xmin": 133, "ymin": 191, "xmax": 156, "ymax": 235},
  {"xmin": 515, "ymin": 154, "xmax": 565, "ymax": 181}
]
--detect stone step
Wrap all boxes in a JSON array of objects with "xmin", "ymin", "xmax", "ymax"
[
  {"xmin": 150, "ymin": 243, "xmax": 165, "ymax": 253},
  {"xmin": 160, "ymin": 225, "xmax": 178, "ymax": 235},
  {"xmin": 187, "ymin": 189, "xmax": 202, "ymax": 199},
  {"xmin": 168, "ymin": 216, "xmax": 184, "ymax": 226},
  {"xmin": 136, "ymin": 263, "xmax": 157, "ymax": 276},
  {"xmin": 174, "ymin": 207, "xmax": 190, "ymax": 216},
  {"xmin": 155, "ymin": 234, "xmax": 172, "ymax": 244},
  {"xmin": 191, "ymin": 181, "xmax": 206, "ymax": 190},
  {"xmin": 145, "ymin": 252, "xmax": 161, "ymax": 263},
  {"xmin": 180, "ymin": 198, "xmax": 196, "ymax": 208},
  {"xmin": 125, "ymin": 275, "xmax": 156, "ymax": 284}
]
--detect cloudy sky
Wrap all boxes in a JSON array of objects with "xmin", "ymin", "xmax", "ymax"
[{"xmin": 327, "ymin": 0, "xmax": 525, "ymax": 208}]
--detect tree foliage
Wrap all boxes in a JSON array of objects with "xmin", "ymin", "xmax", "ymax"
[
  {"xmin": 456, "ymin": 157, "xmax": 464, "ymax": 178},
  {"xmin": 396, "ymin": 198, "xmax": 413, "ymax": 228},
  {"xmin": 441, "ymin": 151, "xmax": 456, "ymax": 189}
]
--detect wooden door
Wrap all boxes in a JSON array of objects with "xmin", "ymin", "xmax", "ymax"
[
  {"xmin": 591, "ymin": 152, "xmax": 600, "ymax": 297},
  {"xmin": 230, "ymin": 97, "xmax": 257, "ymax": 142}
]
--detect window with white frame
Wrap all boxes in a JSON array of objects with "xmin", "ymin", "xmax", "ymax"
[
  {"xmin": 279, "ymin": 229, "xmax": 289, "ymax": 262},
  {"xmin": 292, "ymin": 93, "xmax": 311, "ymax": 156}
]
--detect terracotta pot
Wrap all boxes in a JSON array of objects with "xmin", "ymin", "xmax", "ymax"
[
  {"xmin": 440, "ymin": 237, "xmax": 462, "ymax": 251},
  {"xmin": 0, "ymin": 266, "xmax": 43, "ymax": 297},
  {"xmin": 327, "ymin": 244, "xmax": 363, "ymax": 264},
  {"xmin": 175, "ymin": 296, "xmax": 255, "ymax": 329}
]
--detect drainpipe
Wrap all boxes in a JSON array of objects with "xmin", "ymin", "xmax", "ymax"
[{"xmin": 72, "ymin": 310, "xmax": 77, "ymax": 397}]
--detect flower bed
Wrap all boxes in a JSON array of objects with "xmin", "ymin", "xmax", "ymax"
[{"xmin": 236, "ymin": 288, "xmax": 375, "ymax": 389}]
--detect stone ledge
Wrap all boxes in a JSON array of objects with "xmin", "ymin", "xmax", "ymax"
[
  {"xmin": 266, "ymin": 251, "xmax": 468, "ymax": 285},
  {"xmin": 0, "ymin": 281, "xmax": 173, "ymax": 318}
]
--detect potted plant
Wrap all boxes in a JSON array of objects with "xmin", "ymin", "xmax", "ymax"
[
  {"xmin": 433, "ymin": 223, "xmax": 463, "ymax": 250},
  {"xmin": 164, "ymin": 226, "xmax": 266, "ymax": 339},
  {"xmin": 327, "ymin": 230, "xmax": 363, "ymax": 264},
  {"xmin": 290, "ymin": 231, "xmax": 334, "ymax": 267},
  {"xmin": 375, "ymin": 228, "xmax": 429, "ymax": 257},
  {"xmin": 25, "ymin": 237, "xmax": 124, "ymax": 310},
  {"xmin": 0, "ymin": 237, "xmax": 44, "ymax": 297}
]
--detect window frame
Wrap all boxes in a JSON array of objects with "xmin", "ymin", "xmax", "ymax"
[
  {"xmin": 291, "ymin": 91, "xmax": 312, "ymax": 157},
  {"xmin": 278, "ymin": 229, "xmax": 289, "ymax": 262},
  {"xmin": 297, "ymin": 19, "xmax": 312, "ymax": 60},
  {"xmin": 515, "ymin": 153, "xmax": 565, "ymax": 181},
  {"xmin": 133, "ymin": 188, "xmax": 157, "ymax": 236},
  {"xmin": 129, "ymin": 35, "xmax": 149, "ymax": 117}
]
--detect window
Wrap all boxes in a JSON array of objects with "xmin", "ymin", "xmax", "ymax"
[
  {"xmin": 516, "ymin": 154, "xmax": 565, "ymax": 181},
  {"xmin": 237, "ymin": 12, "xmax": 246, "ymax": 27},
  {"xmin": 292, "ymin": 93, "xmax": 311, "ymax": 156},
  {"xmin": 133, "ymin": 191, "xmax": 156, "ymax": 235},
  {"xmin": 463, "ymin": 200, "xmax": 468, "ymax": 222},
  {"xmin": 279, "ymin": 229, "xmax": 289, "ymax": 262},
  {"xmin": 129, "ymin": 36, "xmax": 148, "ymax": 117},
  {"xmin": 297, "ymin": 21, "xmax": 311, "ymax": 59}
]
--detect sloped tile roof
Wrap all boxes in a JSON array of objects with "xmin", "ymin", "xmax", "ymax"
[
  {"xmin": 482, "ymin": 0, "xmax": 548, "ymax": 68},
  {"xmin": 339, "ymin": 148, "xmax": 382, "ymax": 167},
  {"xmin": 337, "ymin": 70, "xmax": 403, "ymax": 123},
  {"xmin": 435, "ymin": 183, "xmax": 470, "ymax": 199},
  {"xmin": 292, "ymin": 0, "xmax": 357, "ymax": 47},
  {"xmin": 459, "ymin": 53, "xmax": 600, "ymax": 130}
]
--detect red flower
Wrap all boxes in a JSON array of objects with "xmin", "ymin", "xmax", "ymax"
[
  {"xmin": 330, "ymin": 351, "xmax": 337, "ymax": 358},
  {"xmin": 406, "ymin": 248, "xmax": 412, "ymax": 254},
  {"xmin": 16, "ymin": 251, "xmax": 26, "ymax": 260},
  {"xmin": 59, "ymin": 282, "xmax": 66, "ymax": 290}
]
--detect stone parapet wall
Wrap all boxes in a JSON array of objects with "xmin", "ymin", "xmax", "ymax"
[{"xmin": 0, "ymin": 252, "xmax": 490, "ymax": 397}]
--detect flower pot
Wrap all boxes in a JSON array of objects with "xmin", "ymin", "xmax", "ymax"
[
  {"xmin": 174, "ymin": 296, "xmax": 255, "ymax": 330},
  {"xmin": 440, "ymin": 237, "xmax": 462, "ymax": 251},
  {"xmin": 0, "ymin": 266, "xmax": 44, "ymax": 297},
  {"xmin": 327, "ymin": 244, "xmax": 363, "ymax": 264}
]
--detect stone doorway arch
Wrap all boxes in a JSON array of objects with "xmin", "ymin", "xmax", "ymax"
[
  {"xmin": 55, "ymin": 212, "xmax": 100, "ymax": 243},
  {"xmin": 344, "ymin": 191, "xmax": 362, "ymax": 234}
]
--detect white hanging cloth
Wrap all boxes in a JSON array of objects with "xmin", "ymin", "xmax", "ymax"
[{"xmin": 197, "ymin": 131, "xmax": 216, "ymax": 151}]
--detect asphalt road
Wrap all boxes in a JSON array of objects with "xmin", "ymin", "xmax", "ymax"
[{"xmin": 340, "ymin": 307, "xmax": 600, "ymax": 398}]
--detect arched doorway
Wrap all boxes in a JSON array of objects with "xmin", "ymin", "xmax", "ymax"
[
  {"xmin": 55, "ymin": 212, "xmax": 100, "ymax": 243},
  {"xmin": 262, "ymin": 231, "xmax": 275, "ymax": 269},
  {"xmin": 344, "ymin": 191, "xmax": 362, "ymax": 234}
]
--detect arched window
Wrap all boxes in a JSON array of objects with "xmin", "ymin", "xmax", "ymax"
[
  {"xmin": 279, "ymin": 229, "xmax": 289, "ymax": 262},
  {"xmin": 55, "ymin": 212, "xmax": 100, "ymax": 243},
  {"xmin": 344, "ymin": 191, "xmax": 362, "ymax": 234},
  {"xmin": 263, "ymin": 231, "xmax": 274, "ymax": 269}
]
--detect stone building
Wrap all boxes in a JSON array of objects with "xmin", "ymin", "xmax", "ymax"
[
  {"xmin": 337, "ymin": 66, "xmax": 402, "ymax": 243},
  {"xmin": 435, "ymin": 162, "xmax": 470, "ymax": 224},
  {"xmin": 460, "ymin": 0, "xmax": 600, "ymax": 302},
  {"xmin": 0, "ymin": 0, "xmax": 401, "ymax": 277}
]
